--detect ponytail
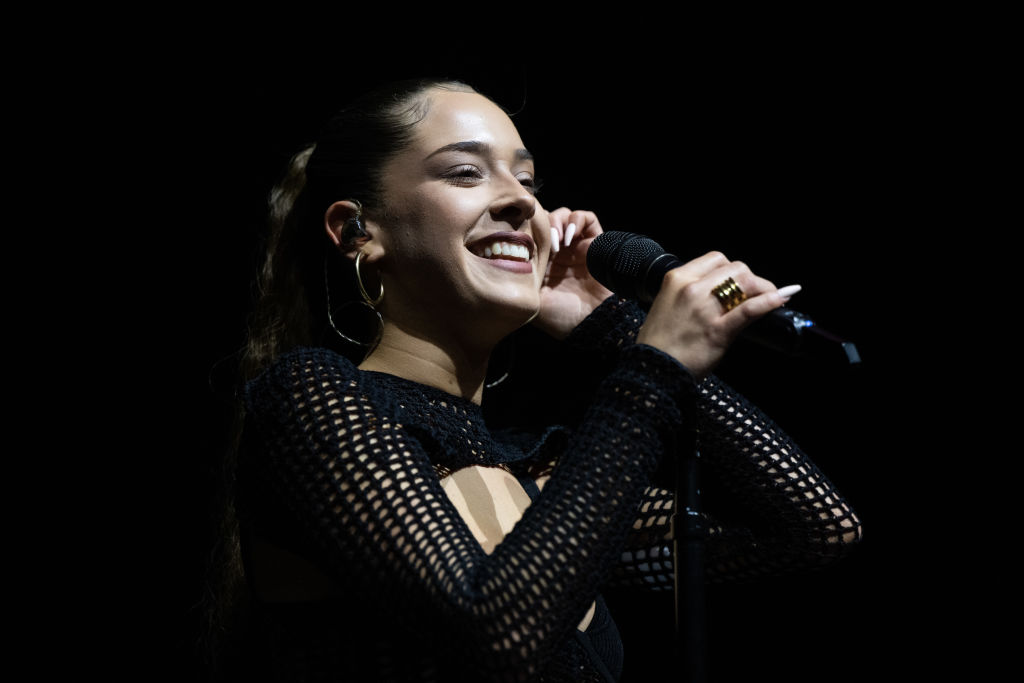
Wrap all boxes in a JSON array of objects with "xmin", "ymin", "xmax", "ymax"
[{"xmin": 240, "ymin": 144, "xmax": 320, "ymax": 382}]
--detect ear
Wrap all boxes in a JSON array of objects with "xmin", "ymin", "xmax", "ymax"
[{"xmin": 325, "ymin": 200, "xmax": 370, "ymax": 258}]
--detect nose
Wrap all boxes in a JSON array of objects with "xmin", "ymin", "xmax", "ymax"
[{"xmin": 490, "ymin": 174, "xmax": 537, "ymax": 228}]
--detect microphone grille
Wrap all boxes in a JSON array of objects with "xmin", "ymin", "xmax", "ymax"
[{"xmin": 588, "ymin": 231, "xmax": 665, "ymax": 298}]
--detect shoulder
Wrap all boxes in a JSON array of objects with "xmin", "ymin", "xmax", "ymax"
[
  {"xmin": 244, "ymin": 346, "xmax": 362, "ymax": 412},
  {"xmin": 254, "ymin": 345, "xmax": 359, "ymax": 385}
]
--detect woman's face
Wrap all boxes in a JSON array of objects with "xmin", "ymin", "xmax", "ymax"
[{"xmin": 371, "ymin": 89, "xmax": 551, "ymax": 345}]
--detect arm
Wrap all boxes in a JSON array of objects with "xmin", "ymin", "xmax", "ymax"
[
  {"xmin": 528, "ymin": 206, "xmax": 861, "ymax": 582},
  {"xmin": 610, "ymin": 375, "xmax": 862, "ymax": 589},
  {"xmin": 560, "ymin": 294, "xmax": 861, "ymax": 585},
  {"xmin": 241, "ymin": 344, "xmax": 694, "ymax": 681}
]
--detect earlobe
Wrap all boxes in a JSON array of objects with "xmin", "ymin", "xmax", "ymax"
[{"xmin": 325, "ymin": 200, "xmax": 369, "ymax": 256}]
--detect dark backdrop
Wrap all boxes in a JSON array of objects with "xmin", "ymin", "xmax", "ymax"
[{"xmin": 105, "ymin": 29, "xmax": 991, "ymax": 682}]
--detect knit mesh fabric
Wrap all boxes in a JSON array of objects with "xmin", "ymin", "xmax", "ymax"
[
  {"xmin": 568, "ymin": 298, "xmax": 862, "ymax": 590},
  {"xmin": 236, "ymin": 296, "xmax": 860, "ymax": 682}
]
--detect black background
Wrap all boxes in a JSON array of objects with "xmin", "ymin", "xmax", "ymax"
[{"xmin": 64, "ymin": 19, "xmax": 1002, "ymax": 681}]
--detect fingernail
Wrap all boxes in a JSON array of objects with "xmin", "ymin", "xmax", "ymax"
[
  {"xmin": 777, "ymin": 284, "xmax": 802, "ymax": 300},
  {"xmin": 550, "ymin": 227, "xmax": 560, "ymax": 253},
  {"xmin": 564, "ymin": 222, "xmax": 576, "ymax": 246}
]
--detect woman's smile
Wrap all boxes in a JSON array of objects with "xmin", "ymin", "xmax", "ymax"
[
  {"xmin": 465, "ymin": 231, "xmax": 536, "ymax": 274},
  {"xmin": 369, "ymin": 89, "xmax": 549, "ymax": 330}
]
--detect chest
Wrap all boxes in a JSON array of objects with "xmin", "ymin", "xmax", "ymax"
[
  {"xmin": 440, "ymin": 465, "xmax": 595, "ymax": 631},
  {"xmin": 438, "ymin": 465, "xmax": 549, "ymax": 554}
]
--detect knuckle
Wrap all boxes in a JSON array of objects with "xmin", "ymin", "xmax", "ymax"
[
  {"xmin": 706, "ymin": 250, "xmax": 728, "ymax": 264},
  {"xmin": 664, "ymin": 268, "xmax": 693, "ymax": 292},
  {"xmin": 663, "ymin": 267, "xmax": 686, "ymax": 285},
  {"xmin": 680, "ymin": 278, "xmax": 706, "ymax": 300}
]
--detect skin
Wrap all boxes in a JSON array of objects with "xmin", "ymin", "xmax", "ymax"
[
  {"xmin": 327, "ymin": 89, "xmax": 553, "ymax": 403},
  {"xmin": 326, "ymin": 89, "xmax": 789, "ymax": 400},
  {"xmin": 313, "ymin": 87, "xmax": 792, "ymax": 631}
]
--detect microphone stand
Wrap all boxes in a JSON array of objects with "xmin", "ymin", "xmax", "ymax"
[
  {"xmin": 667, "ymin": 330, "xmax": 859, "ymax": 683},
  {"xmin": 672, "ymin": 428, "xmax": 706, "ymax": 683}
]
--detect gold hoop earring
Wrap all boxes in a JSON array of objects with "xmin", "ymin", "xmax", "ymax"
[
  {"xmin": 355, "ymin": 250, "xmax": 384, "ymax": 306},
  {"xmin": 325, "ymin": 255, "xmax": 383, "ymax": 350}
]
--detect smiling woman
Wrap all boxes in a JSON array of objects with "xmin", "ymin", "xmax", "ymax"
[
  {"xmin": 201, "ymin": 77, "xmax": 862, "ymax": 683},
  {"xmin": 345, "ymin": 90, "xmax": 550, "ymax": 387}
]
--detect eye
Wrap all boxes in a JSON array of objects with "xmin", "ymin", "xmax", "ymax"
[
  {"xmin": 517, "ymin": 173, "xmax": 543, "ymax": 195},
  {"xmin": 442, "ymin": 165, "xmax": 484, "ymax": 186}
]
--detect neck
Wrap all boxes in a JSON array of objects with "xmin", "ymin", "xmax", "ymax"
[{"xmin": 358, "ymin": 322, "xmax": 495, "ymax": 404}]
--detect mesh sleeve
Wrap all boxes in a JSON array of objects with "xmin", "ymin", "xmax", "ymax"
[
  {"xmin": 564, "ymin": 295, "xmax": 861, "ymax": 587},
  {"xmin": 563, "ymin": 295, "xmax": 644, "ymax": 357},
  {"xmin": 609, "ymin": 375, "xmax": 862, "ymax": 589},
  {"xmin": 695, "ymin": 374, "xmax": 862, "ymax": 579},
  {"xmin": 241, "ymin": 345, "xmax": 695, "ymax": 682}
]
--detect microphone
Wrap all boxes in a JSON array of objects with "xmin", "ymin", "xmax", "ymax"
[{"xmin": 587, "ymin": 231, "xmax": 860, "ymax": 364}]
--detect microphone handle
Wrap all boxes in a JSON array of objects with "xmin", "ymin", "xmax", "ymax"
[
  {"xmin": 742, "ymin": 309, "xmax": 861, "ymax": 364},
  {"xmin": 641, "ymin": 253, "xmax": 684, "ymax": 302},
  {"xmin": 641, "ymin": 253, "xmax": 861, "ymax": 364}
]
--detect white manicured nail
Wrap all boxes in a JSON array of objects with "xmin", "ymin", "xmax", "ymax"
[
  {"xmin": 550, "ymin": 228, "xmax": 560, "ymax": 253},
  {"xmin": 564, "ymin": 222, "xmax": 576, "ymax": 246},
  {"xmin": 777, "ymin": 284, "xmax": 802, "ymax": 299}
]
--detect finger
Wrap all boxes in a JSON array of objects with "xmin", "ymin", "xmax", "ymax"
[
  {"xmin": 549, "ymin": 209, "xmax": 602, "ymax": 252},
  {"xmin": 702, "ymin": 261, "xmax": 778, "ymax": 297},
  {"xmin": 564, "ymin": 210, "xmax": 604, "ymax": 247},
  {"xmin": 714, "ymin": 273, "xmax": 797, "ymax": 323},
  {"xmin": 777, "ymin": 284, "xmax": 802, "ymax": 301},
  {"xmin": 725, "ymin": 289, "xmax": 789, "ymax": 327},
  {"xmin": 732, "ymin": 269, "xmax": 778, "ymax": 299},
  {"xmin": 659, "ymin": 254, "xmax": 743, "ymax": 298},
  {"xmin": 675, "ymin": 263, "xmax": 782, "ymax": 325},
  {"xmin": 546, "ymin": 208, "xmax": 570, "ymax": 255},
  {"xmin": 675, "ymin": 251, "xmax": 733, "ymax": 281},
  {"xmin": 547, "ymin": 207, "xmax": 572, "ymax": 228},
  {"xmin": 570, "ymin": 210, "xmax": 602, "ymax": 238},
  {"xmin": 563, "ymin": 221, "xmax": 576, "ymax": 246}
]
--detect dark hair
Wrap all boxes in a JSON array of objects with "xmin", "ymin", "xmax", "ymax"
[
  {"xmin": 242, "ymin": 77, "xmax": 478, "ymax": 380},
  {"xmin": 200, "ymin": 77, "xmax": 478, "ymax": 680}
]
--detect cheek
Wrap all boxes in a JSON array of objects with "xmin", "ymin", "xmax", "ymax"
[
  {"xmin": 379, "ymin": 210, "xmax": 466, "ymax": 276},
  {"xmin": 386, "ymin": 188, "xmax": 479, "ymax": 241}
]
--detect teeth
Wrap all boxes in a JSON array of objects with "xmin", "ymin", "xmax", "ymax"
[{"xmin": 481, "ymin": 242, "xmax": 530, "ymax": 261}]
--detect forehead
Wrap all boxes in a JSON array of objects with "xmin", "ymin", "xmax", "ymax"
[{"xmin": 411, "ymin": 90, "xmax": 525, "ymax": 153}]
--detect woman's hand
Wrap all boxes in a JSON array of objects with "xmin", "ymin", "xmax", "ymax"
[
  {"xmin": 533, "ymin": 207, "xmax": 614, "ymax": 339},
  {"xmin": 636, "ymin": 251, "xmax": 796, "ymax": 380}
]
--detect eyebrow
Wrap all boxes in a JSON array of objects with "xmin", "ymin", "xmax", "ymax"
[{"xmin": 425, "ymin": 140, "xmax": 534, "ymax": 162}]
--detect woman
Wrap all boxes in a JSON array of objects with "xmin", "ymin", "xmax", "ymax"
[{"xmin": 210, "ymin": 77, "xmax": 861, "ymax": 682}]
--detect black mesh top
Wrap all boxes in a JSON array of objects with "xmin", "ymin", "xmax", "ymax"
[{"xmin": 236, "ymin": 296, "xmax": 861, "ymax": 682}]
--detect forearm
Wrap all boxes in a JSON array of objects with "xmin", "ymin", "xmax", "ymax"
[
  {"xmin": 694, "ymin": 375, "xmax": 862, "ymax": 577},
  {"xmin": 608, "ymin": 375, "xmax": 862, "ymax": 589}
]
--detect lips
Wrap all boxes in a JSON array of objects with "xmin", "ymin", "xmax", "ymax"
[{"xmin": 466, "ymin": 232, "xmax": 536, "ymax": 264}]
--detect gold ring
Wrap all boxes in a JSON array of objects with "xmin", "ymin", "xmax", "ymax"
[{"xmin": 711, "ymin": 277, "xmax": 747, "ymax": 312}]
